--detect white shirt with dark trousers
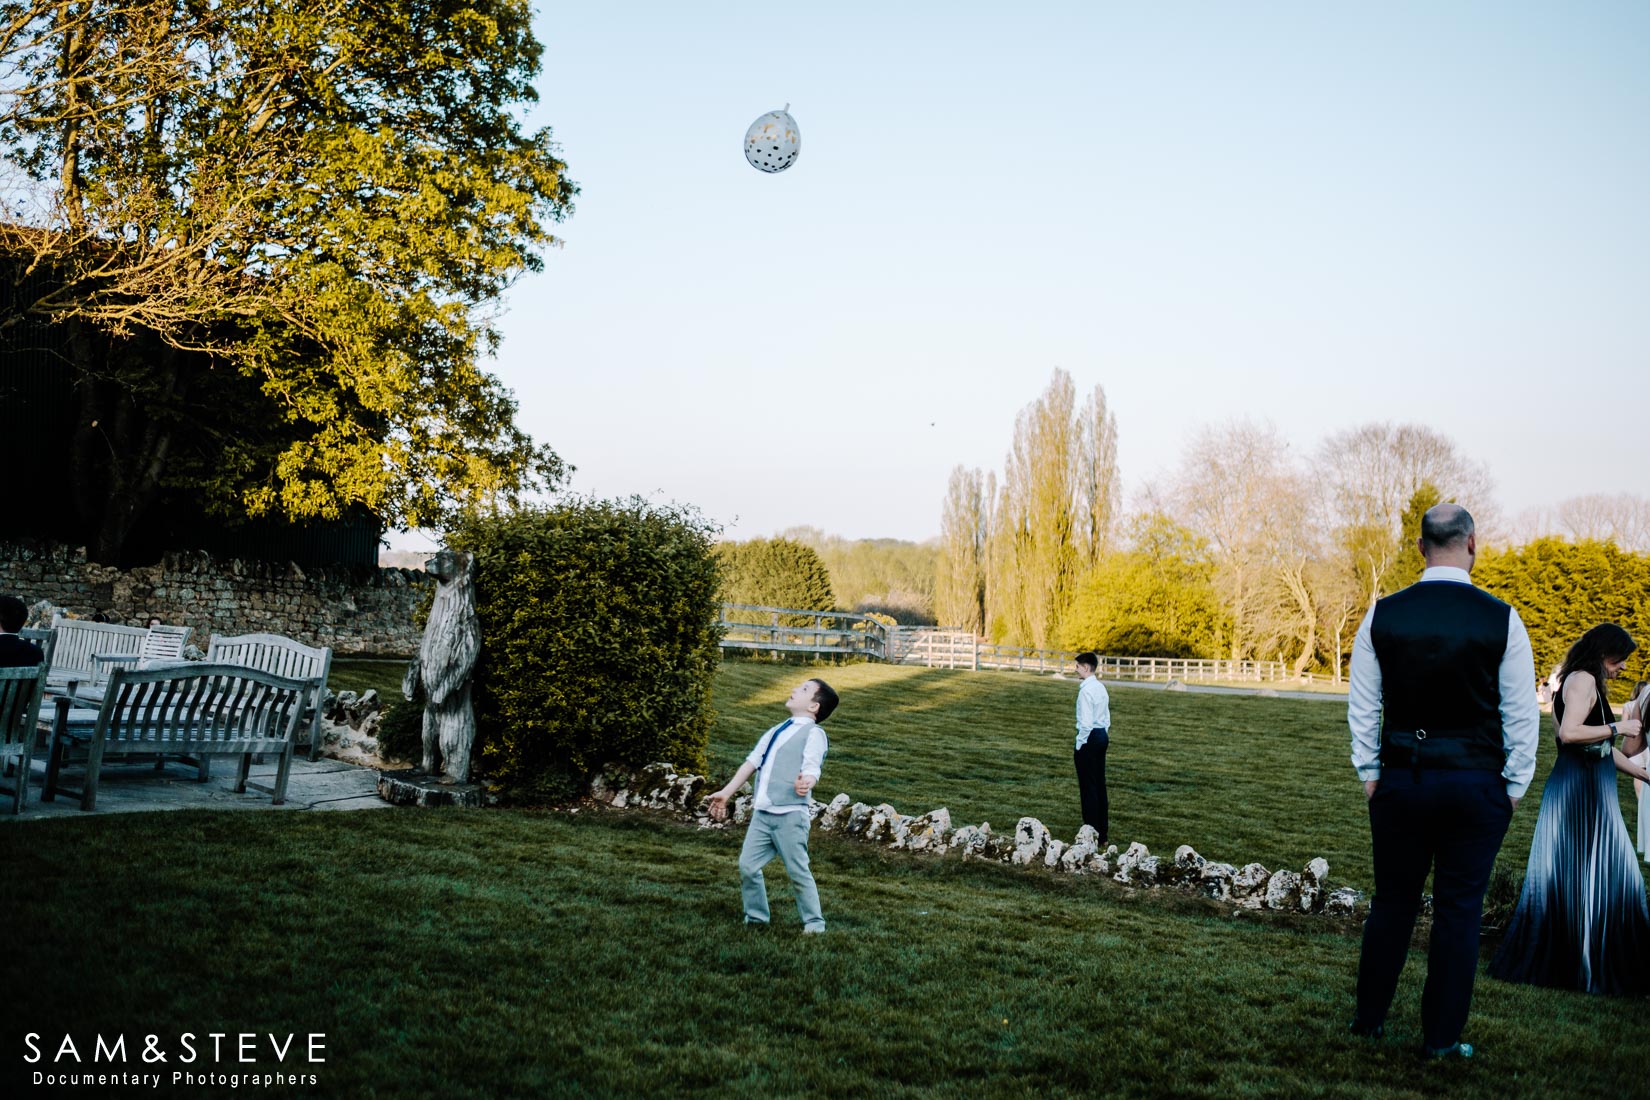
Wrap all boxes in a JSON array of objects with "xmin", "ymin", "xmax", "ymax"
[{"xmin": 1347, "ymin": 563, "xmax": 1540, "ymax": 1053}]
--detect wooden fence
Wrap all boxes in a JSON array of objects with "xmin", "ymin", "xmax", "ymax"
[
  {"xmin": 720, "ymin": 609, "xmax": 1337, "ymax": 686},
  {"xmin": 717, "ymin": 604, "xmax": 889, "ymax": 660}
]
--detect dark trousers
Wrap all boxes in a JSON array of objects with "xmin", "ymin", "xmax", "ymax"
[
  {"xmin": 1355, "ymin": 767, "xmax": 1513, "ymax": 1050},
  {"xmin": 1074, "ymin": 729, "xmax": 1109, "ymax": 841}
]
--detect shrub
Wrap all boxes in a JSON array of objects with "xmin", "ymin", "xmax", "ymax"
[
  {"xmin": 717, "ymin": 537, "xmax": 834, "ymax": 626},
  {"xmin": 449, "ymin": 498, "xmax": 723, "ymax": 803},
  {"xmin": 375, "ymin": 701, "xmax": 425, "ymax": 764}
]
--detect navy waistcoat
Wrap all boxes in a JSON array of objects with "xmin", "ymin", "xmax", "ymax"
[{"xmin": 1371, "ymin": 580, "xmax": 1509, "ymax": 770}]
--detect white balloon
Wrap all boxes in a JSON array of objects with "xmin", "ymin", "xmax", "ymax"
[{"xmin": 744, "ymin": 107, "xmax": 799, "ymax": 173}]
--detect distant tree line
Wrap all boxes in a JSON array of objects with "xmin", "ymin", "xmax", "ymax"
[{"xmin": 933, "ymin": 371, "xmax": 1650, "ymax": 687}]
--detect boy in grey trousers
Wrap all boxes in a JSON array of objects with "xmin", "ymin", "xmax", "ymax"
[{"xmin": 706, "ymin": 677, "xmax": 839, "ymax": 933}]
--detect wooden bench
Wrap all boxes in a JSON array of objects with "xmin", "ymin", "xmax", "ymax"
[
  {"xmin": 91, "ymin": 623, "xmax": 193, "ymax": 677},
  {"xmin": 42, "ymin": 663, "xmax": 310, "ymax": 811},
  {"xmin": 206, "ymin": 633, "xmax": 333, "ymax": 761},
  {"xmin": 0, "ymin": 664, "xmax": 47, "ymax": 813},
  {"xmin": 42, "ymin": 619, "xmax": 147, "ymax": 694}
]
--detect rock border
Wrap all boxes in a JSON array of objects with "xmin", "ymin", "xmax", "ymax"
[{"xmin": 588, "ymin": 762, "xmax": 1368, "ymax": 918}]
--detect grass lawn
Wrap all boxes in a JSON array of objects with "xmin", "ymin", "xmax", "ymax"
[
  {"xmin": 708, "ymin": 661, "xmax": 1607, "ymax": 898},
  {"xmin": 4, "ymin": 659, "xmax": 1640, "ymax": 1097},
  {"xmin": 2, "ymin": 809, "xmax": 1641, "ymax": 1098}
]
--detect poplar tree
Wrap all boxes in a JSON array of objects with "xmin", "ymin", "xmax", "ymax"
[{"xmin": 936, "ymin": 466, "xmax": 989, "ymax": 634}]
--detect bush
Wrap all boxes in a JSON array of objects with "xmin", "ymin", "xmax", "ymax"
[
  {"xmin": 449, "ymin": 498, "xmax": 723, "ymax": 803},
  {"xmin": 375, "ymin": 701, "xmax": 425, "ymax": 764},
  {"xmin": 717, "ymin": 537, "xmax": 834, "ymax": 626}
]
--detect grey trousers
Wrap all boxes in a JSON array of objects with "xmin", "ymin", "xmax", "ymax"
[{"xmin": 739, "ymin": 809, "xmax": 825, "ymax": 930}]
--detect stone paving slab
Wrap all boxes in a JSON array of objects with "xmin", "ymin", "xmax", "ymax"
[{"xmin": 1, "ymin": 755, "xmax": 389, "ymax": 821}]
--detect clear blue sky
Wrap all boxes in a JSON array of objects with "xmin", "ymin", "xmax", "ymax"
[{"xmin": 439, "ymin": 1, "xmax": 1650, "ymax": 546}]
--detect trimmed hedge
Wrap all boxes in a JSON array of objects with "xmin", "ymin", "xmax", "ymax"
[{"xmin": 450, "ymin": 499, "xmax": 723, "ymax": 802}]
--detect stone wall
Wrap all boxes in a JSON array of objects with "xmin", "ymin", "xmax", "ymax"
[{"xmin": 0, "ymin": 540, "xmax": 432, "ymax": 655}]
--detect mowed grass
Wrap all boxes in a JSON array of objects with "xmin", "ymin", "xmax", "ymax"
[
  {"xmin": 2, "ymin": 807, "xmax": 1643, "ymax": 1099},
  {"xmin": 7, "ymin": 659, "xmax": 1638, "ymax": 1097},
  {"xmin": 709, "ymin": 660, "xmax": 1614, "ymax": 895}
]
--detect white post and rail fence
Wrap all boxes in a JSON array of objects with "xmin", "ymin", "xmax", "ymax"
[{"xmin": 717, "ymin": 604, "xmax": 1340, "ymax": 687}]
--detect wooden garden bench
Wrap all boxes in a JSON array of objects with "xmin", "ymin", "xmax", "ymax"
[
  {"xmin": 205, "ymin": 633, "xmax": 333, "ymax": 760},
  {"xmin": 42, "ymin": 663, "xmax": 310, "ymax": 811},
  {"xmin": 42, "ymin": 619, "xmax": 147, "ymax": 693},
  {"xmin": 91, "ymin": 623, "xmax": 193, "ymax": 677},
  {"xmin": 0, "ymin": 664, "xmax": 47, "ymax": 814}
]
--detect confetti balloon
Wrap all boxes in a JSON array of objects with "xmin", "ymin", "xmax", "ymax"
[{"xmin": 744, "ymin": 106, "xmax": 799, "ymax": 173}]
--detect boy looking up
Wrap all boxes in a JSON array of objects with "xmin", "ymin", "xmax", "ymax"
[{"xmin": 706, "ymin": 677, "xmax": 839, "ymax": 933}]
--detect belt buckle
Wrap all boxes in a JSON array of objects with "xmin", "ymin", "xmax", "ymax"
[{"xmin": 1412, "ymin": 729, "xmax": 1427, "ymax": 779}]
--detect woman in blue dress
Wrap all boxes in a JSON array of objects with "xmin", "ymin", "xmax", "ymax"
[{"xmin": 1489, "ymin": 624, "xmax": 1650, "ymax": 994}]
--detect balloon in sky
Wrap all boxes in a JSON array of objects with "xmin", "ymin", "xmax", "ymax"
[{"xmin": 744, "ymin": 106, "xmax": 799, "ymax": 173}]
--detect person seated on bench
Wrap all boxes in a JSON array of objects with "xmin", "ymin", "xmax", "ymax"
[{"xmin": 0, "ymin": 595, "xmax": 44, "ymax": 667}]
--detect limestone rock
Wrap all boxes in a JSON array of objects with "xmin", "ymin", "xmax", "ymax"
[
  {"xmin": 1165, "ymin": 845, "xmax": 1206, "ymax": 886},
  {"xmin": 1231, "ymin": 863, "xmax": 1270, "ymax": 909},
  {"xmin": 864, "ymin": 804, "xmax": 906, "ymax": 843},
  {"xmin": 1264, "ymin": 869, "xmax": 1302, "ymax": 911},
  {"xmin": 732, "ymin": 794, "xmax": 753, "ymax": 825},
  {"xmin": 1044, "ymin": 839, "xmax": 1067, "ymax": 868},
  {"xmin": 1199, "ymin": 862, "xmax": 1237, "ymax": 901},
  {"xmin": 818, "ymin": 793, "xmax": 853, "ymax": 831},
  {"xmin": 1300, "ymin": 858, "xmax": 1330, "ymax": 912},
  {"xmin": 895, "ymin": 808, "xmax": 953, "ymax": 852},
  {"xmin": 1012, "ymin": 817, "xmax": 1051, "ymax": 866},
  {"xmin": 844, "ymin": 802, "xmax": 875, "ymax": 837},
  {"xmin": 1060, "ymin": 826, "xmax": 1102, "ymax": 873},
  {"xmin": 949, "ymin": 823, "xmax": 993, "ymax": 860},
  {"xmin": 1113, "ymin": 842, "xmax": 1158, "ymax": 885},
  {"xmin": 1164, "ymin": 679, "xmax": 1188, "ymax": 692},
  {"xmin": 1325, "ymin": 886, "xmax": 1364, "ymax": 916}
]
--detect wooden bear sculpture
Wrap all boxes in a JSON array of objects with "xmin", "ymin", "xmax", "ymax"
[{"xmin": 402, "ymin": 550, "xmax": 481, "ymax": 783}]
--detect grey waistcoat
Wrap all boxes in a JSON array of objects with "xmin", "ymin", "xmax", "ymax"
[{"xmin": 759, "ymin": 720, "xmax": 820, "ymax": 808}]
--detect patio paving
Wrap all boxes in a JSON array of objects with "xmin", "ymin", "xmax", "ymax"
[{"xmin": 2, "ymin": 754, "xmax": 390, "ymax": 820}]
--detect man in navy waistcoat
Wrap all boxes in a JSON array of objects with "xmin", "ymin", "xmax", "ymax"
[{"xmin": 1347, "ymin": 503, "xmax": 1539, "ymax": 1059}]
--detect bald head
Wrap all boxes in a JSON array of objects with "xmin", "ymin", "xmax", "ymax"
[{"xmin": 1418, "ymin": 503, "xmax": 1476, "ymax": 569}]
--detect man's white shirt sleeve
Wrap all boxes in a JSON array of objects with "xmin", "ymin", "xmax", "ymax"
[
  {"xmin": 1499, "ymin": 610, "xmax": 1540, "ymax": 800},
  {"xmin": 1347, "ymin": 605, "xmax": 1383, "ymax": 782}
]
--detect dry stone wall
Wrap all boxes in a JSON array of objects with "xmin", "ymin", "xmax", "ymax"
[
  {"xmin": 0, "ymin": 539, "xmax": 431, "ymax": 655},
  {"xmin": 588, "ymin": 761, "xmax": 1369, "ymax": 919}
]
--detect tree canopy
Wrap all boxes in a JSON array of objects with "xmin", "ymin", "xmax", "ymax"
[{"xmin": 0, "ymin": 0, "xmax": 575, "ymax": 559}]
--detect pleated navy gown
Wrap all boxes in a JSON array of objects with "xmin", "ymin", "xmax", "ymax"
[{"xmin": 1490, "ymin": 681, "xmax": 1650, "ymax": 994}]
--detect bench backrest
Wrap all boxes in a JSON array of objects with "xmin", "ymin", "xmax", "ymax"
[
  {"xmin": 139, "ymin": 624, "xmax": 192, "ymax": 664},
  {"xmin": 47, "ymin": 620, "xmax": 147, "ymax": 679},
  {"xmin": 0, "ymin": 664, "xmax": 47, "ymax": 755},
  {"xmin": 96, "ymin": 664, "xmax": 310, "ymax": 748},
  {"xmin": 206, "ymin": 632, "xmax": 331, "ymax": 685},
  {"xmin": 19, "ymin": 628, "xmax": 56, "ymax": 670}
]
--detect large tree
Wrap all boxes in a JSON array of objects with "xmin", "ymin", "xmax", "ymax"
[
  {"xmin": 935, "ymin": 466, "xmax": 990, "ymax": 633},
  {"xmin": 0, "ymin": 0, "xmax": 575, "ymax": 559}
]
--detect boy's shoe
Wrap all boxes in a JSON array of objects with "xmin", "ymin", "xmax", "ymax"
[
  {"xmin": 801, "ymin": 926, "xmax": 826, "ymax": 935},
  {"xmin": 1348, "ymin": 1019, "xmax": 1384, "ymax": 1040},
  {"xmin": 1423, "ymin": 1043, "xmax": 1473, "ymax": 1061}
]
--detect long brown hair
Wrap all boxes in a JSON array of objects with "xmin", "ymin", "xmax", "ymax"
[{"xmin": 1555, "ymin": 623, "xmax": 1637, "ymax": 723}]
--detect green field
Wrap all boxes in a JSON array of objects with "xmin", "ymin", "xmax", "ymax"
[
  {"xmin": 706, "ymin": 661, "xmax": 1599, "ymax": 897},
  {"xmin": 3, "ymin": 660, "xmax": 1641, "ymax": 1098}
]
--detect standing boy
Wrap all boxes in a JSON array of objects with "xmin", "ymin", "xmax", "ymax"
[
  {"xmin": 706, "ymin": 677, "xmax": 839, "ymax": 933},
  {"xmin": 1074, "ymin": 652, "xmax": 1110, "ymax": 842}
]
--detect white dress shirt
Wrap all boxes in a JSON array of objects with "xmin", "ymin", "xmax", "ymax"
[
  {"xmin": 1348, "ymin": 565, "xmax": 1541, "ymax": 798},
  {"xmin": 1075, "ymin": 676, "xmax": 1111, "ymax": 751},
  {"xmin": 743, "ymin": 719, "xmax": 828, "ymax": 814}
]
